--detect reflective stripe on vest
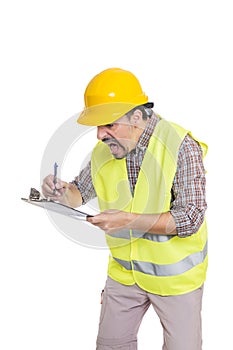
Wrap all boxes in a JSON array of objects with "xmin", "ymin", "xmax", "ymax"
[
  {"xmin": 109, "ymin": 230, "xmax": 174, "ymax": 242},
  {"xmin": 113, "ymin": 242, "xmax": 207, "ymax": 277}
]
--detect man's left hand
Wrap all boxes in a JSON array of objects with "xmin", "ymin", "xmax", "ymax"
[{"xmin": 86, "ymin": 210, "xmax": 134, "ymax": 234}]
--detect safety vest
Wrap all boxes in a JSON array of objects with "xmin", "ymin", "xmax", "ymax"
[{"xmin": 91, "ymin": 118, "xmax": 208, "ymax": 296}]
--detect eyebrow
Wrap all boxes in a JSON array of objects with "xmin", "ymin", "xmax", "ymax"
[{"xmin": 105, "ymin": 123, "xmax": 114, "ymax": 127}]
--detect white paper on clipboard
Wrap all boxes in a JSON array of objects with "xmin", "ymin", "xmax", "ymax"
[{"xmin": 21, "ymin": 198, "xmax": 93, "ymax": 220}]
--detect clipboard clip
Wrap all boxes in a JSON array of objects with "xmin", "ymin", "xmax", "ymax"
[{"xmin": 29, "ymin": 188, "xmax": 42, "ymax": 201}]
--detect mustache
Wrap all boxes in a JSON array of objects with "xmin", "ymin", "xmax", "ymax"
[{"xmin": 102, "ymin": 138, "xmax": 121, "ymax": 147}]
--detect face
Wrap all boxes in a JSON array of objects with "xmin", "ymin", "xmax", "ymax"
[{"xmin": 97, "ymin": 113, "xmax": 145, "ymax": 159}]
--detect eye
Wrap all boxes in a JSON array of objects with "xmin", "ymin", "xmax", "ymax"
[{"xmin": 105, "ymin": 124, "xmax": 114, "ymax": 128}]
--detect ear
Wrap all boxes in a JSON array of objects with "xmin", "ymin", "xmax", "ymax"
[{"xmin": 130, "ymin": 109, "xmax": 143, "ymax": 126}]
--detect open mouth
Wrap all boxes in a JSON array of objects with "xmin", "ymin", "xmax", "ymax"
[
  {"xmin": 109, "ymin": 142, "xmax": 120, "ymax": 154},
  {"xmin": 102, "ymin": 138, "xmax": 127, "ymax": 158},
  {"xmin": 103, "ymin": 138, "xmax": 121, "ymax": 152}
]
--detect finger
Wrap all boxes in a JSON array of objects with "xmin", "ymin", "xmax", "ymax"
[
  {"xmin": 87, "ymin": 214, "xmax": 105, "ymax": 224},
  {"xmin": 41, "ymin": 183, "xmax": 54, "ymax": 196},
  {"xmin": 55, "ymin": 180, "xmax": 68, "ymax": 190},
  {"xmin": 42, "ymin": 175, "xmax": 55, "ymax": 191},
  {"xmin": 86, "ymin": 216, "xmax": 96, "ymax": 224}
]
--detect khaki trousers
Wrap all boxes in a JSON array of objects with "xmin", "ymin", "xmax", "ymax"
[{"xmin": 96, "ymin": 277, "xmax": 203, "ymax": 350}]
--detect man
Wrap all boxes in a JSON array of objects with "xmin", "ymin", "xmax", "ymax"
[{"xmin": 42, "ymin": 68, "xmax": 208, "ymax": 349}]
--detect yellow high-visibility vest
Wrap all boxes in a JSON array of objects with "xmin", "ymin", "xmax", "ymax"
[{"xmin": 91, "ymin": 118, "xmax": 208, "ymax": 296}]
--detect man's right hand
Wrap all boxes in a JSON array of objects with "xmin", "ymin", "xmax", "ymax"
[
  {"xmin": 42, "ymin": 174, "xmax": 67, "ymax": 199},
  {"xmin": 41, "ymin": 175, "xmax": 82, "ymax": 208}
]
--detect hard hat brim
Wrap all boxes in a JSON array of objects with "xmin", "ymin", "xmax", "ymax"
[{"xmin": 77, "ymin": 102, "xmax": 141, "ymax": 126}]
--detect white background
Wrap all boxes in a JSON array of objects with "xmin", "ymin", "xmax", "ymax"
[{"xmin": 1, "ymin": 0, "xmax": 232, "ymax": 349}]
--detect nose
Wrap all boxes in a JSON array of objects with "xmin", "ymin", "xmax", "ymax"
[{"xmin": 97, "ymin": 126, "xmax": 109, "ymax": 140}]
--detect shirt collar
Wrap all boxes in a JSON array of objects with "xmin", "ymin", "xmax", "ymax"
[{"xmin": 136, "ymin": 113, "xmax": 160, "ymax": 152}]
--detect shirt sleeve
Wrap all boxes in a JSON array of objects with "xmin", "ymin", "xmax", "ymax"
[
  {"xmin": 71, "ymin": 161, "xmax": 97, "ymax": 205},
  {"xmin": 170, "ymin": 134, "xmax": 207, "ymax": 237}
]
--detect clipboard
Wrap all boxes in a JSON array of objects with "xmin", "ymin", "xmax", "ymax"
[{"xmin": 21, "ymin": 188, "xmax": 93, "ymax": 220}]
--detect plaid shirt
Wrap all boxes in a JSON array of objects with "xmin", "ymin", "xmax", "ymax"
[{"xmin": 73, "ymin": 114, "xmax": 207, "ymax": 237}]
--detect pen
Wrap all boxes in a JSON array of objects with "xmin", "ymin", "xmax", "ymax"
[{"xmin": 53, "ymin": 162, "xmax": 58, "ymax": 195}]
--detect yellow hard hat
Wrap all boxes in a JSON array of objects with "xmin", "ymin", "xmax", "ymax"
[{"xmin": 77, "ymin": 68, "xmax": 149, "ymax": 126}]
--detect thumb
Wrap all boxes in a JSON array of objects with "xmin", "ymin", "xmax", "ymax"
[{"xmin": 55, "ymin": 180, "xmax": 68, "ymax": 190}]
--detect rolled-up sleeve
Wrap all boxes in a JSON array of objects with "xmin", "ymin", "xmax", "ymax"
[
  {"xmin": 170, "ymin": 134, "xmax": 207, "ymax": 237},
  {"xmin": 71, "ymin": 161, "xmax": 96, "ymax": 205}
]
